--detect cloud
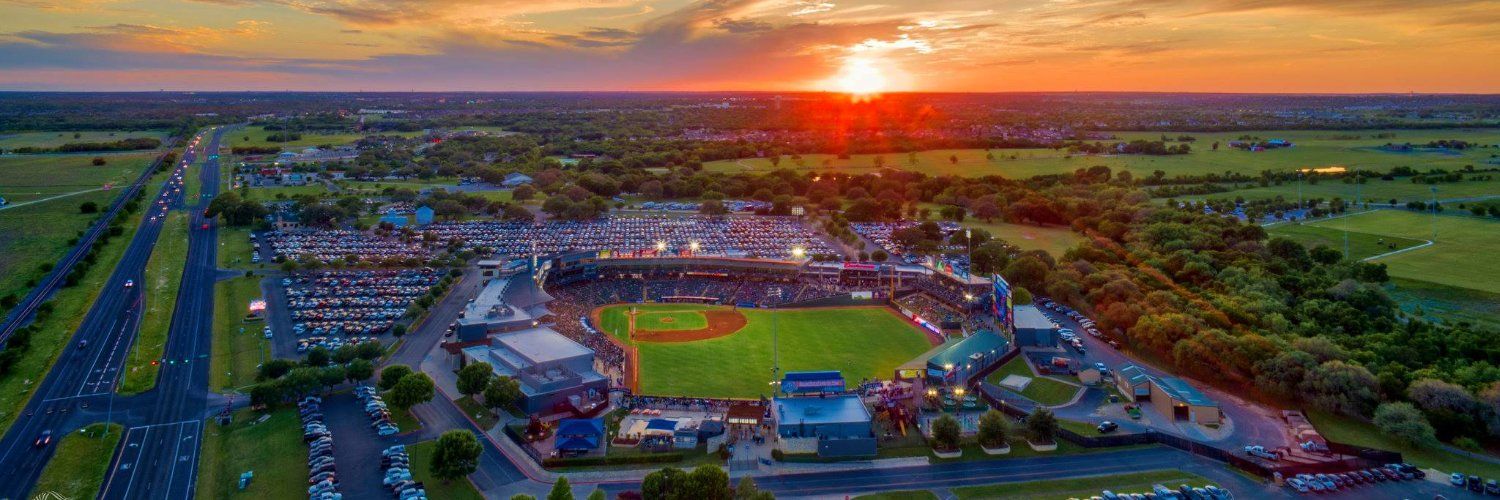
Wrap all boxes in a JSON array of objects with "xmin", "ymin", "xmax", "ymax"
[
  {"xmin": 789, "ymin": 1, "xmax": 834, "ymax": 16},
  {"xmin": 712, "ymin": 18, "xmax": 774, "ymax": 33}
]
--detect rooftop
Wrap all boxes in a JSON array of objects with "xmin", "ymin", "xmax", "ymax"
[
  {"xmin": 775, "ymin": 395, "xmax": 871, "ymax": 426},
  {"xmin": 496, "ymin": 327, "xmax": 593, "ymax": 365},
  {"xmin": 927, "ymin": 331, "xmax": 1009, "ymax": 371},
  {"xmin": 1013, "ymin": 305, "xmax": 1054, "ymax": 330}
]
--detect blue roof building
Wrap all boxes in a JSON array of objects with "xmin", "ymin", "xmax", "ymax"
[
  {"xmin": 414, "ymin": 205, "xmax": 434, "ymax": 226},
  {"xmin": 1012, "ymin": 305, "xmax": 1057, "ymax": 347},
  {"xmin": 781, "ymin": 371, "xmax": 845, "ymax": 394}
]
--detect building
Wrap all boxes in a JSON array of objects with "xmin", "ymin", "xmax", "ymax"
[
  {"xmin": 502, "ymin": 172, "xmax": 534, "ymax": 188},
  {"xmin": 1115, "ymin": 365, "xmax": 1221, "ymax": 424},
  {"xmin": 414, "ymin": 206, "xmax": 435, "ymax": 226},
  {"xmin": 1012, "ymin": 305, "xmax": 1058, "ymax": 348},
  {"xmin": 459, "ymin": 327, "xmax": 608, "ymax": 415},
  {"xmin": 455, "ymin": 274, "xmax": 553, "ymax": 341},
  {"xmin": 554, "ymin": 418, "xmax": 605, "ymax": 456},
  {"xmin": 773, "ymin": 395, "xmax": 876, "ymax": 458},
  {"xmin": 925, "ymin": 331, "xmax": 1010, "ymax": 385}
]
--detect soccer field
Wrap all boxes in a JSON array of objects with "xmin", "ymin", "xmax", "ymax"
[
  {"xmin": 597, "ymin": 304, "xmax": 936, "ymax": 399},
  {"xmin": 1302, "ymin": 210, "xmax": 1500, "ymax": 294}
]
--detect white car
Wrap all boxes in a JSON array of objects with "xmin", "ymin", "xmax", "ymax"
[{"xmin": 123, "ymin": 279, "xmax": 134, "ymax": 288}]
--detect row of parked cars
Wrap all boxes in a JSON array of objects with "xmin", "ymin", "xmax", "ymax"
[
  {"xmin": 356, "ymin": 385, "xmax": 400, "ymax": 436},
  {"xmin": 1101, "ymin": 483, "xmax": 1232, "ymax": 499},
  {"xmin": 300, "ymin": 396, "xmax": 342, "ymax": 500},
  {"xmin": 1285, "ymin": 463, "xmax": 1425, "ymax": 494},
  {"xmin": 1451, "ymin": 472, "xmax": 1500, "ymax": 495},
  {"xmin": 380, "ymin": 445, "xmax": 429, "ymax": 499},
  {"xmin": 280, "ymin": 269, "xmax": 441, "ymax": 342},
  {"xmin": 296, "ymin": 335, "xmax": 380, "ymax": 354}
]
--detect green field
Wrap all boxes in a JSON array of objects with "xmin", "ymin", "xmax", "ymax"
[
  {"xmin": 118, "ymin": 209, "xmax": 189, "ymax": 394},
  {"xmin": 1268, "ymin": 219, "xmax": 1427, "ymax": 260},
  {"xmin": 0, "ymin": 153, "xmax": 155, "ymax": 203},
  {"xmin": 242, "ymin": 184, "xmax": 331, "ymax": 202},
  {"xmin": 1309, "ymin": 410, "xmax": 1500, "ymax": 478},
  {"xmin": 1385, "ymin": 277, "xmax": 1500, "ymax": 330},
  {"xmin": 600, "ymin": 304, "xmax": 935, "ymax": 398},
  {"xmin": 1302, "ymin": 210, "xmax": 1500, "ymax": 294},
  {"xmin": 210, "ymin": 276, "xmax": 268, "ymax": 391},
  {"xmin": 232, "ymin": 126, "xmax": 423, "ymax": 150},
  {"xmin": 704, "ymin": 129, "xmax": 1500, "ymax": 181},
  {"xmin": 1191, "ymin": 176, "xmax": 1500, "ymax": 204},
  {"xmin": 985, "ymin": 356, "xmax": 1080, "ymax": 406},
  {"xmin": 965, "ymin": 220, "xmax": 1084, "ymax": 257},
  {"xmin": 197, "ymin": 409, "xmax": 308, "ymax": 499},
  {"xmin": 408, "ymin": 439, "xmax": 485, "ymax": 500},
  {"xmin": 0, "ymin": 130, "xmax": 167, "ymax": 150},
  {"xmin": 635, "ymin": 309, "xmax": 709, "ymax": 330},
  {"xmin": 30, "ymin": 423, "xmax": 123, "ymax": 499},
  {"xmin": 948, "ymin": 469, "xmax": 1219, "ymax": 500}
]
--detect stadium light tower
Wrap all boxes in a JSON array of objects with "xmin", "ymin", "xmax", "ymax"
[
  {"xmin": 655, "ymin": 241, "xmax": 667, "ymax": 253},
  {"xmin": 689, "ymin": 241, "xmax": 700, "ymax": 254},
  {"xmin": 791, "ymin": 246, "xmax": 805, "ymax": 259}
]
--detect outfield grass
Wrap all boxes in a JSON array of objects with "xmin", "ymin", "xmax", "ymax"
[
  {"xmin": 210, "ymin": 276, "xmax": 268, "ymax": 391},
  {"xmin": 635, "ymin": 310, "xmax": 710, "ymax": 331},
  {"xmin": 949, "ymin": 469, "xmax": 1219, "ymax": 500},
  {"xmin": 1308, "ymin": 410, "xmax": 1500, "ymax": 478},
  {"xmin": 1304, "ymin": 210, "xmax": 1500, "ymax": 294},
  {"xmin": 0, "ymin": 168, "xmax": 162, "ymax": 436},
  {"xmin": 600, "ymin": 305, "xmax": 934, "ymax": 398},
  {"xmin": 1267, "ymin": 220, "xmax": 1426, "ymax": 260},
  {"xmin": 985, "ymin": 356, "xmax": 1080, "ymax": 406},
  {"xmin": 407, "ymin": 439, "xmax": 485, "ymax": 500},
  {"xmin": 705, "ymin": 129, "xmax": 1500, "ymax": 180},
  {"xmin": 119, "ymin": 210, "xmax": 189, "ymax": 394},
  {"xmin": 197, "ymin": 408, "xmax": 308, "ymax": 499},
  {"xmin": 30, "ymin": 423, "xmax": 124, "ymax": 499},
  {"xmin": 0, "ymin": 130, "xmax": 167, "ymax": 150}
]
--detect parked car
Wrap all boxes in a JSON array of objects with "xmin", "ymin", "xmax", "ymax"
[{"xmin": 1097, "ymin": 421, "xmax": 1119, "ymax": 433}]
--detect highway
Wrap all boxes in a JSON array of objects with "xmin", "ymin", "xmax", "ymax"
[{"xmin": 0, "ymin": 129, "xmax": 210, "ymax": 500}]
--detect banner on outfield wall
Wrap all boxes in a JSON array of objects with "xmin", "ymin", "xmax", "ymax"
[
  {"xmin": 992, "ymin": 274, "xmax": 1014, "ymax": 332},
  {"xmin": 898, "ymin": 306, "xmax": 942, "ymax": 334},
  {"xmin": 850, "ymin": 291, "xmax": 873, "ymax": 300}
]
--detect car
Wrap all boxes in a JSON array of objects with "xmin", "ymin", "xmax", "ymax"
[
  {"xmin": 1471, "ymin": 475, "xmax": 1486, "ymax": 493},
  {"xmin": 1487, "ymin": 479, "xmax": 1500, "ymax": 495},
  {"xmin": 33, "ymin": 430, "xmax": 52, "ymax": 447},
  {"xmin": 1094, "ymin": 362, "xmax": 1109, "ymax": 373},
  {"xmin": 77, "ymin": 339, "xmax": 88, "ymax": 349},
  {"xmin": 1366, "ymin": 468, "xmax": 1386, "ymax": 482},
  {"xmin": 124, "ymin": 279, "xmax": 134, "ymax": 288},
  {"xmin": 1287, "ymin": 477, "xmax": 1309, "ymax": 493},
  {"xmin": 1451, "ymin": 473, "xmax": 1466, "ymax": 487},
  {"xmin": 1097, "ymin": 421, "xmax": 1119, "ymax": 433}
]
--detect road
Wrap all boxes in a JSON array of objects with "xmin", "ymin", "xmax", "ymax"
[
  {"xmin": 0, "ymin": 128, "xmax": 221, "ymax": 500},
  {"xmin": 0, "ymin": 132, "xmax": 200, "ymax": 499},
  {"xmin": 0, "ymin": 140, "xmax": 179, "ymax": 344}
]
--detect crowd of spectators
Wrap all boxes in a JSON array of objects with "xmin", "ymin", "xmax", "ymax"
[
  {"xmin": 420, "ymin": 215, "xmax": 837, "ymax": 259},
  {"xmin": 265, "ymin": 229, "xmax": 428, "ymax": 263},
  {"xmin": 896, "ymin": 292, "xmax": 964, "ymax": 327},
  {"xmin": 283, "ymin": 269, "xmax": 440, "ymax": 351}
]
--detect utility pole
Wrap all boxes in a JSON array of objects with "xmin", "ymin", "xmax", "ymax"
[{"xmin": 1430, "ymin": 186, "xmax": 1439, "ymax": 241}]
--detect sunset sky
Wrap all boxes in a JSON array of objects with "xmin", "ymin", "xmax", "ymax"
[{"xmin": 1, "ymin": 0, "xmax": 1497, "ymax": 92}]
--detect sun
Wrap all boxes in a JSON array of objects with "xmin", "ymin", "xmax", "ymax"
[{"xmin": 830, "ymin": 57, "xmax": 888, "ymax": 98}]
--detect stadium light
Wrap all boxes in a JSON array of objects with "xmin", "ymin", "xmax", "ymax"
[
  {"xmin": 689, "ymin": 241, "xmax": 700, "ymax": 252},
  {"xmin": 954, "ymin": 387, "xmax": 966, "ymax": 398},
  {"xmin": 655, "ymin": 241, "xmax": 667, "ymax": 252},
  {"xmin": 791, "ymin": 246, "xmax": 805, "ymax": 259}
]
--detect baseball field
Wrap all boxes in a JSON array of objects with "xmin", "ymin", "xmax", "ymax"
[{"xmin": 595, "ymin": 304, "xmax": 937, "ymax": 399}]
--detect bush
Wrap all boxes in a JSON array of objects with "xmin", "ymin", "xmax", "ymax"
[
  {"xmin": 930, "ymin": 414, "xmax": 962, "ymax": 451},
  {"xmin": 770, "ymin": 449, "xmax": 784, "ymax": 461},
  {"xmin": 1027, "ymin": 407, "xmax": 1058, "ymax": 444},
  {"xmin": 977, "ymin": 409, "xmax": 1009, "ymax": 447},
  {"xmin": 1373, "ymin": 402, "xmax": 1438, "ymax": 448}
]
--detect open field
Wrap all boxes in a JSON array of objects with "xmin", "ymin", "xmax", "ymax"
[
  {"xmin": 0, "ymin": 153, "xmax": 155, "ymax": 204},
  {"xmin": 964, "ymin": 220, "xmax": 1084, "ymax": 257},
  {"xmin": 218, "ymin": 226, "xmax": 265, "ymax": 271},
  {"xmin": 0, "ymin": 168, "xmax": 158, "ymax": 436},
  {"xmin": 599, "ymin": 304, "xmax": 935, "ymax": 399},
  {"xmin": 197, "ymin": 408, "xmax": 308, "ymax": 499},
  {"xmin": 948, "ymin": 469, "xmax": 1219, "ymax": 500},
  {"xmin": 1385, "ymin": 277, "xmax": 1500, "ymax": 330},
  {"xmin": 407, "ymin": 439, "xmax": 485, "ymax": 500},
  {"xmin": 1267, "ymin": 220, "xmax": 1427, "ymax": 260},
  {"xmin": 1308, "ymin": 410, "xmax": 1500, "ymax": 478},
  {"xmin": 231, "ymin": 126, "xmax": 423, "ymax": 150},
  {"xmin": 985, "ymin": 356, "xmax": 1080, "ymax": 406},
  {"xmin": 119, "ymin": 209, "xmax": 188, "ymax": 394},
  {"xmin": 0, "ymin": 130, "xmax": 167, "ymax": 150},
  {"xmin": 0, "ymin": 190, "xmax": 116, "ymax": 301},
  {"xmin": 1187, "ymin": 176, "xmax": 1500, "ymax": 204},
  {"xmin": 30, "ymin": 423, "xmax": 123, "ymax": 499},
  {"xmin": 704, "ymin": 129, "xmax": 1500, "ymax": 180},
  {"xmin": 242, "ymin": 184, "xmax": 332, "ymax": 202},
  {"xmin": 1303, "ymin": 210, "xmax": 1500, "ymax": 294},
  {"xmin": 210, "ymin": 276, "xmax": 268, "ymax": 391}
]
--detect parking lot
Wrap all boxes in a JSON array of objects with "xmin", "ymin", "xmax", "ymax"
[{"xmin": 264, "ymin": 269, "xmax": 441, "ymax": 358}]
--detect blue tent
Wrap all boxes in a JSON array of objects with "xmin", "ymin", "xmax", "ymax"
[{"xmin": 556, "ymin": 418, "xmax": 604, "ymax": 452}]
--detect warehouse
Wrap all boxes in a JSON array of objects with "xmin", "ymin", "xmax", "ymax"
[{"xmin": 1116, "ymin": 365, "xmax": 1221, "ymax": 424}]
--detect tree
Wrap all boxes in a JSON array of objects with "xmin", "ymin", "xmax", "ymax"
[
  {"xmin": 305, "ymin": 346, "xmax": 330, "ymax": 367},
  {"xmin": 641, "ymin": 467, "xmax": 685, "ymax": 500},
  {"xmin": 977, "ymin": 409, "xmax": 1009, "ymax": 448},
  {"xmin": 79, "ymin": 201, "xmax": 99, "ymax": 214},
  {"xmin": 547, "ymin": 477, "xmax": 574, "ymax": 500},
  {"xmin": 586, "ymin": 489, "xmax": 607, "ymax": 500},
  {"xmin": 699, "ymin": 199, "xmax": 727, "ymax": 215},
  {"xmin": 930, "ymin": 414, "xmax": 961, "ymax": 451},
  {"xmin": 512, "ymin": 184, "xmax": 537, "ymax": 201},
  {"xmin": 457, "ymin": 361, "xmax": 494, "ymax": 397},
  {"xmin": 1027, "ymin": 407, "xmax": 1058, "ymax": 444},
  {"xmin": 1373, "ymin": 402, "xmax": 1438, "ymax": 447},
  {"xmin": 483, "ymin": 376, "xmax": 523, "ymax": 411},
  {"xmin": 346, "ymin": 359, "xmax": 374, "ymax": 382},
  {"xmin": 379, "ymin": 364, "xmax": 413, "ymax": 390},
  {"xmin": 682, "ymin": 464, "xmax": 731, "ymax": 500},
  {"xmin": 387, "ymin": 372, "xmax": 436, "ymax": 410},
  {"xmin": 431, "ymin": 430, "xmax": 483, "ymax": 482},
  {"xmin": 733, "ymin": 477, "xmax": 773, "ymax": 500},
  {"xmin": 1301, "ymin": 360, "xmax": 1379, "ymax": 416},
  {"xmin": 92, "ymin": 156, "xmax": 107, "ymax": 166}
]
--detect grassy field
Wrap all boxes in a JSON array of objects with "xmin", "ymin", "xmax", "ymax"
[
  {"xmin": 217, "ymin": 226, "xmax": 264, "ymax": 271},
  {"xmin": 1303, "ymin": 210, "xmax": 1500, "ymax": 294},
  {"xmin": 1188, "ymin": 176, "xmax": 1500, "ymax": 204},
  {"xmin": 1385, "ymin": 277, "xmax": 1500, "ymax": 330},
  {"xmin": 407, "ymin": 439, "xmax": 485, "ymax": 500},
  {"xmin": 197, "ymin": 408, "xmax": 308, "ymax": 499},
  {"xmin": 635, "ymin": 309, "xmax": 709, "ymax": 331},
  {"xmin": 0, "ymin": 130, "xmax": 167, "ymax": 150},
  {"xmin": 853, "ymin": 491, "xmax": 938, "ymax": 500},
  {"xmin": 599, "ymin": 304, "xmax": 934, "ymax": 398},
  {"xmin": 1267, "ymin": 219, "xmax": 1427, "ymax": 260},
  {"xmin": 0, "ymin": 168, "xmax": 162, "ymax": 436},
  {"xmin": 1308, "ymin": 410, "xmax": 1500, "ymax": 478},
  {"xmin": 948, "ymin": 469, "xmax": 1219, "ymax": 500},
  {"xmin": 964, "ymin": 220, "xmax": 1084, "ymax": 257},
  {"xmin": 30, "ymin": 423, "xmax": 124, "ymax": 499},
  {"xmin": 985, "ymin": 356, "xmax": 1080, "ymax": 406},
  {"xmin": 0, "ymin": 153, "xmax": 156, "ymax": 203},
  {"xmin": 210, "ymin": 276, "xmax": 268, "ymax": 391},
  {"xmin": 706, "ymin": 129, "xmax": 1500, "ymax": 180},
  {"xmin": 118, "ymin": 210, "xmax": 189, "ymax": 394},
  {"xmin": 231, "ymin": 126, "xmax": 410, "ymax": 150},
  {"xmin": 242, "ymin": 184, "xmax": 331, "ymax": 202}
]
